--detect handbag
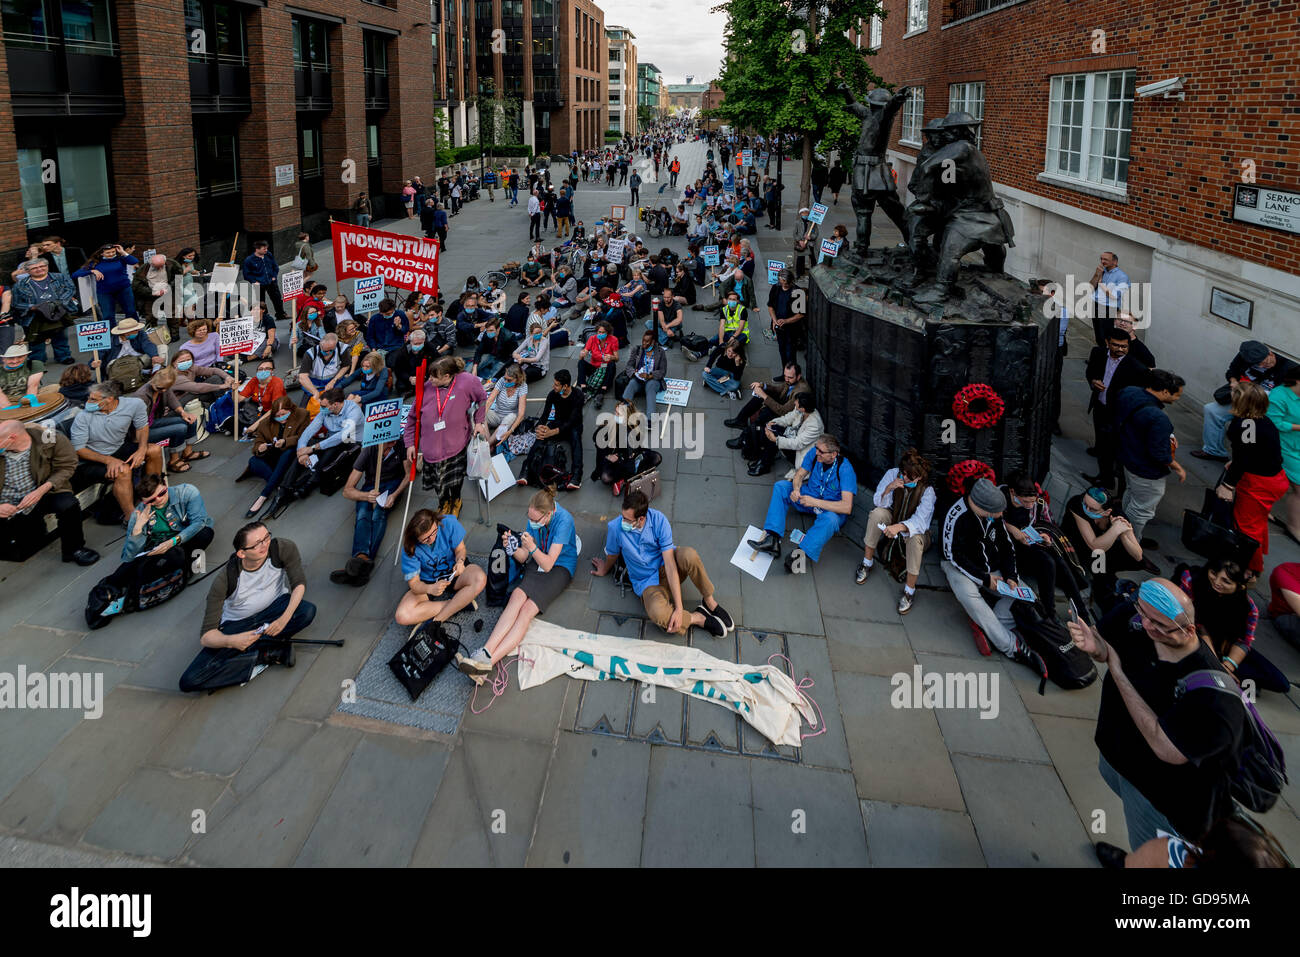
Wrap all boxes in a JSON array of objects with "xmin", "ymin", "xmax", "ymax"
[
  {"xmin": 387, "ymin": 620, "xmax": 465, "ymax": 701},
  {"xmin": 628, "ymin": 468, "xmax": 661, "ymax": 503},
  {"xmin": 1181, "ymin": 484, "xmax": 1260, "ymax": 568}
]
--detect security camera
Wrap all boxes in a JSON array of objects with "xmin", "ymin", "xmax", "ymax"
[{"xmin": 1136, "ymin": 77, "xmax": 1185, "ymax": 99}]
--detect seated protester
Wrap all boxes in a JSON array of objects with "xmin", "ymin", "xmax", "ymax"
[
  {"xmin": 58, "ymin": 362, "xmax": 94, "ymax": 408},
  {"xmin": 239, "ymin": 395, "xmax": 310, "ymax": 519},
  {"xmin": 365, "ymin": 298, "xmax": 409, "ymax": 355},
  {"xmin": 1000, "ymin": 472, "xmax": 1098, "ymax": 622},
  {"xmin": 94, "ymin": 317, "xmax": 164, "ymax": 380},
  {"xmin": 619, "ymin": 269, "xmax": 649, "ymax": 317},
  {"xmin": 504, "ymin": 292, "xmax": 532, "ymax": 336},
  {"xmin": 133, "ymin": 366, "xmax": 206, "ymax": 473},
  {"xmin": 513, "ymin": 321, "xmax": 551, "ymax": 384},
  {"xmin": 744, "ymin": 391, "xmax": 824, "ymax": 478},
  {"xmin": 394, "ymin": 508, "xmax": 488, "ymax": 630},
  {"xmin": 484, "ymin": 364, "xmax": 528, "ymax": 452},
  {"xmin": 671, "ymin": 260, "xmax": 697, "ymax": 308},
  {"xmin": 520, "ymin": 254, "xmax": 547, "ymax": 289},
  {"xmin": 1175, "ymin": 557, "xmax": 1289, "ymax": 694},
  {"xmin": 576, "ymin": 320, "xmax": 619, "ymax": 403},
  {"xmin": 468, "ymin": 316, "xmax": 515, "ymax": 381},
  {"xmin": 297, "ymin": 333, "xmax": 344, "ymax": 410},
  {"xmin": 591, "ymin": 398, "xmax": 660, "ymax": 492},
  {"xmin": 1268, "ymin": 561, "xmax": 1300, "ymax": 649},
  {"xmin": 389, "ymin": 328, "xmax": 430, "ymax": 399},
  {"xmin": 591, "ymin": 488, "xmax": 734, "ymax": 637},
  {"xmin": 524, "ymin": 370, "xmax": 584, "ymax": 491},
  {"xmin": 571, "ymin": 219, "xmax": 586, "ymax": 241},
  {"xmin": 597, "ymin": 288, "xmax": 631, "ymax": 345},
  {"xmin": 645, "ymin": 294, "xmax": 684, "ymax": 348},
  {"xmin": 179, "ymin": 522, "xmax": 316, "ymax": 693},
  {"xmin": 278, "ymin": 387, "xmax": 364, "ymax": 505},
  {"xmin": 105, "ymin": 473, "xmax": 215, "ymax": 597},
  {"xmin": 1196, "ymin": 340, "xmax": 1295, "ymax": 463},
  {"xmin": 646, "ymin": 255, "xmax": 671, "ymax": 297},
  {"xmin": 622, "ymin": 329, "xmax": 667, "ymax": 410},
  {"xmin": 748, "ymin": 434, "xmax": 856, "ymax": 573},
  {"xmin": 701, "ymin": 338, "xmax": 747, "ymax": 399},
  {"xmin": 711, "ymin": 288, "xmax": 750, "ymax": 350},
  {"xmin": 735, "ymin": 207, "xmax": 758, "ymax": 235},
  {"xmin": 331, "ymin": 437, "xmax": 411, "ymax": 586},
  {"xmin": 941, "ymin": 477, "xmax": 1045, "ymax": 672},
  {"xmin": 169, "ymin": 348, "xmax": 234, "ymax": 402},
  {"xmin": 239, "ymin": 358, "xmax": 287, "ymax": 416},
  {"xmin": 0, "ymin": 341, "xmax": 45, "ymax": 407},
  {"xmin": 334, "ymin": 318, "xmax": 369, "ymax": 376},
  {"xmin": 180, "ymin": 318, "xmax": 222, "ymax": 370},
  {"xmin": 725, "ymin": 361, "xmax": 811, "ymax": 433},
  {"xmin": 336, "ymin": 350, "xmax": 389, "ymax": 406},
  {"xmin": 248, "ymin": 304, "xmax": 280, "ymax": 363},
  {"xmin": 455, "ymin": 293, "xmax": 492, "ymax": 347},
  {"xmin": 71, "ymin": 380, "xmax": 164, "ymax": 519},
  {"xmin": 547, "ymin": 266, "xmax": 578, "ymax": 311},
  {"xmin": 324, "ymin": 295, "xmax": 354, "ymax": 334},
  {"xmin": 0, "ymin": 420, "xmax": 99, "ymax": 566},
  {"xmin": 456, "ymin": 488, "xmax": 580, "ymax": 683},
  {"xmin": 858, "ymin": 448, "xmax": 936, "ymax": 614},
  {"xmin": 1063, "ymin": 486, "xmax": 1153, "ymax": 612},
  {"xmin": 1105, "ymin": 812, "xmax": 1292, "ymax": 870},
  {"xmin": 291, "ymin": 301, "xmax": 328, "ymax": 355},
  {"xmin": 425, "ymin": 304, "xmax": 458, "ymax": 359},
  {"xmin": 1066, "ymin": 579, "xmax": 1246, "ymax": 851}
]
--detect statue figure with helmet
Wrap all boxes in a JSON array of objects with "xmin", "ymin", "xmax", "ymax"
[{"xmin": 838, "ymin": 83, "xmax": 912, "ymax": 255}]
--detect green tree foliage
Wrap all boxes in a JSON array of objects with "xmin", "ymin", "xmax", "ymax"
[{"xmin": 709, "ymin": 0, "xmax": 890, "ymax": 207}]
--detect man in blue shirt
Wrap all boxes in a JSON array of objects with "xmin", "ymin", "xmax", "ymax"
[
  {"xmin": 272, "ymin": 388, "xmax": 363, "ymax": 509},
  {"xmin": 366, "ymin": 298, "xmax": 410, "ymax": 354},
  {"xmin": 749, "ymin": 435, "xmax": 857, "ymax": 572},
  {"xmin": 241, "ymin": 240, "xmax": 286, "ymax": 323},
  {"xmin": 395, "ymin": 509, "xmax": 486, "ymax": 629},
  {"xmin": 1089, "ymin": 250, "xmax": 1130, "ymax": 345},
  {"xmin": 591, "ymin": 488, "xmax": 735, "ymax": 638}
]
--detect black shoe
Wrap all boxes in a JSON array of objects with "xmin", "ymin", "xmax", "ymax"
[
  {"xmin": 64, "ymin": 548, "xmax": 100, "ymax": 567},
  {"xmin": 783, "ymin": 550, "xmax": 804, "ymax": 574},
  {"xmin": 726, "ymin": 436, "xmax": 745, "ymax": 450},
  {"xmin": 1010, "ymin": 637, "xmax": 1048, "ymax": 694},
  {"xmin": 235, "ymin": 465, "xmax": 255, "ymax": 483},
  {"xmin": 1094, "ymin": 841, "xmax": 1128, "ymax": 869},
  {"xmin": 696, "ymin": 605, "xmax": 726, "ymax": 637},
  {"xmin": 724, "ymin": 417, "xmax": 746, "ymax": 429},
  {"xmin": 746, "ymin": 532, "xmax": 781, "ymax": 558},
  {"xmin": 747, "ymin": 462, "xmax": 771, "ymax": 477},
  {"xmin": 1190, "ymin": 449, "xmax": 1230, "ymax": 462},
  {"xmin": 267, "ymin": 489, "xmax": 292, "ymax": 520},
  {"xmin": 260, "ymin": 640, "xmax": 295, "ymax": 668}
]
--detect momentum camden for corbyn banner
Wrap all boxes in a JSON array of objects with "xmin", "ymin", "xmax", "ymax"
[{"xmin": 331, "ymin": 223, "xmax": 440, "ymax": 296}]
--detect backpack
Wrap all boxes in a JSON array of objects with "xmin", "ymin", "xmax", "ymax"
[
  {"xmin": 525, "ymin": 438, "xmax": 571, "ymax": 488},
  {"xmin": 1176, "ymin": 669, "xmax": 1288, "ymax": 813},
  {"xmin": 487, "ymin": 523, "xmax": 523, "ymax": 606},
  {"xmin": 135, "ymin": 548, "xmax": 189, "ymax": 610},
  {"xmin": 680, "ymin": 333, "xmax": 710, "ymax": 359},
  {"xmin": 1009, "ymin": 598, "xmax": 1099, "ymax": 692},
  {"xmin": 387, "ymin": 620, "xmax": 465, "ymax": 701},
  {"xmin": 107, "ymin": 355, "xmax": 146, "ymax": 393}
]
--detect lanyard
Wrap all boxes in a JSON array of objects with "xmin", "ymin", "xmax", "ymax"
[{"xmin": 434, "ymin": 386, "xmax": 451, "ymax": 420}]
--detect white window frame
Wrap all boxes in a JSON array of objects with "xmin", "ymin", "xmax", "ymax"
[
  {"xmin": 899, "ymin": 88, "xmax": 924, "ymax": 146},
  {"xmin": 1044, "ymin": 69, "xmax": 1134, "ymax": 193},
  {"xmin": 869, "ymin": 11, "xmax": 883, "ymax": 49},
  {"xmin": 948, "ymin": 81, "xmax": 984, "ymax": 148},
  {"xmin": 905, "ymin": 0, "xmax": 927, "ymax": 35}
]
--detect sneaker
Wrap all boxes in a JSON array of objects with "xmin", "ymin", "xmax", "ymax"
[
  {"xmin": 696, "ymin": 606, "xmax": 726, "ymax": 637},
  {"xmin": 727, "ymin": 390, "xmax": 742, "ymax": 400},
  {"xmin": 855, "ymin": 561, "xmax": 872, "ymax": 585},
  {"xmin": 897, "ymin": 590, "xmax": 914, "ymax": 615},
  {"xmin": 970, "ymin": 620, "xmax": 992, "ymax": 656},
  {"xmin": 1010, "ymin": 636, "xmax": 1048, "ymax": 691},
  {"xmin": 454, "ymin": 650, "xmax": 493, "ymax": 678},
  {"xmin": 707, "ymin": 603, "xmax": 735, "ymax": 634}
]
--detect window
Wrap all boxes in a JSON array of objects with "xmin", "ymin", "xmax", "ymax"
[
  {"xmin": 300, "ymin": 126, "xmax": 322, "ymax": 178},
  {"xmin": 532, "ymin": 34, "xmax": 552, "ymax": 55},
  {"xmin": 56, "ymin": 144, "xmax": 111, "ymax": 220},
  {"xmin": 195, "ymin": 134, "xmax": 239, "ymax": 197},
  {"xmin": 1, "ymin": 0, "xmax": 51, "ymax": 49},
  {"xmin": 609, "ymin": 48, "xmax": 620, "ymax": 61},
  {"xmin": 18, "ymin": 148, "xmax": 51, "ymax": 227},
  {"xmin": 474, "ymin": 0, "xmax": 490, "ymax": 20},
  {"xmin": 869, "ymin": 11, "xmax": 882, "ymax": 48},
  {"xmin": 949, "ymin": 81, "xmax": 984, "ymax": 147},
  {"xmin": 609, "ymin": 70, "xmax": 619, "ymax": 85},
  {"xmin": 609, "ymin": 90, "xmax": 620, "ymax": 103},
  {"xmin": 1046, "ymin": 70, "xmax": 1134, "ymax": 190},
  {"xmin": 367, "ymin": 123, "xmax": 380, "ymax": 164},
  {"xmin": 899, "ymin": 87, "xmax": 924, "ymax": 145},
  {"xmin": 61, "ymin": 0, "xmax": 113, "ymax": 54},
  {"xmin": 532, "ymin": 0, "xmax": 552, "ymax": 16},
  {"xmin": 906, "ymin": 0, "xmax": 926, "ymax": 33},
  {"xmin": 292, "ymin": 17, "xmax": 329, "ymax": 70},
  {"xmin": 363, "ymin": 31, "xmax": 387, "ymax": 74}
]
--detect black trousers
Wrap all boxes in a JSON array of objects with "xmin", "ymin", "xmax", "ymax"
[
  {"xmin": 1014, "ymin": 541, "xmax": 1089, "ymax": 621},
  {"xmin": 1091, "ymin": 300, "xmax": 1117, "ymax": 347},
  {"xmin": 1051, "ymin": 339, "xmax": 1067, "ymax": 427},
  {"xmin": 105, "ymin": 526, "xmax": 215, "ymax": 591},
  {"xmin": 12, "ymin": 491, "xmax": 86, "ymax": 558},
  {"xmin": 734, "ymin": 395, "xmax": 779, "ymax": 429},
  {"xmin": 436, "ymin": 226, "xmax": 448, "ymax": 250},
  {"xmin": 529, "ymin": 213, "xmax": 542, "ymax": 240},
  {"xmin": 179, "ymin": 593, "xmax": 318, "ymax": 693},
  {"xmin": 776, "ymin": 321, "xmax": 802, "ymax": 368},
  {"xmin": 257, "ymin": 282, "xmax": 286, "ymax": 323}
]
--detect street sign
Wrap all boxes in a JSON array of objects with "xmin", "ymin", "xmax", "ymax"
[
  {"xmin": 1232, "ymin": 183, "xmax": 1300, "ymax": 236},
  {"xmin": 354, "ymin": 275, "xmax": 385, "ymax": 314},
  {"xmin": 808, "ymin": 202, "xmax": 829, "ymax": 224},
  {"xmin": 75, "ymin": 320, "xmax": 111, "ymax": 353},
  {"xmin": 702, "ymin": 244, "xmax": 720, "ymax": 267},
  {"xmin": 362, "ymin": 398, "xmax": 403, "ymax": 447},
  {"xmin": 218, "ymin": 315, "xmax": 260, "ymax": 357}
]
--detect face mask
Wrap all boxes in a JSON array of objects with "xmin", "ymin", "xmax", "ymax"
[
  {"xmin": 411, "ymin": 342, "xmax": 424, "ymax": 352},
  {"xmin": 621, "ymin": 519, "xmax": 639, "ymax": 533},
  {"xmin": 320, "ymin": 349, "xmax": 334, "ymax": 358},
  {"xmin": 256, "ymin": 369, "xmax": 272, "ymax": 382},
  {"xmin": 727, "ymin": 300, "xmax": 739, "ymax": 308},
  {"xmin": 364, "ymin": 369, "xmax": 376, "ymax": 379},
  {"xmin": 177, "ymin": 360, "xmax": 193, "ymax": 372},
  {"xmin": 485, "ymin": 330, "xmax": 496, "ymax": 339},
  {"xmin": 597, "ymin": 332, "xmax": 608, "ymax": 341},
  {"xmin": 274, "ymin": 412, "xmax": 291, "ymax": 423},
  {"xmin": 1083, "ymin": 506, "xmax": 1104, "ymax": 520},
  {"xmin": 85, "ymin": 402, "xmax": 100, "ymax": 413},
  {"xmin": 533, "ymin": 334, "xmax": 542, "ymax": 342},
  {"xmin": 307, "ymin": 312, "xmax": 319, "ymax": 321},
  {"xmin": 903, "ymin": 480, "xmax": 918, "ymax": 489},
  {"xmin": 527, "ymin": 517, "xmax": 548, "ymax": 533}
]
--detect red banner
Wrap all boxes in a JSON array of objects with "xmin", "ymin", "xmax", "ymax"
[{"xmin": 331, "ymin": 222, "xmax": 440, "ymax": 297}]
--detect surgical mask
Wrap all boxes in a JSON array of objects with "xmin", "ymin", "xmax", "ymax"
[
  {"xmin": 597, "ymin": 332, "xmax": 608, "ymax": 341},
  {"xmin": 85, "ymin": 402, "xmax": 100, "ymax": 413},
  {"xmin": 903, "ymin": 480, "xmax": 918, "ymax": 489},
  {"xmin": 256, "ymin": 369, "xmax": 272, "ymax": 382},
  {"xmin": 364, "ymin": 369, "xmax": 377, "ymax": 379},
  {"xmin": 274, "ymin": 412, "xmax": 291, "ymax": 423},
  {"xmin": 727, "ymin": 300, "xmax": 739, "ymax": 307},
  {"xmin": 533, "ymin": 333, "xmax": 542, "ymax": 342},
  {"xmin": 411, "ymin": 342, "xmax": 424, "ymax": 352},
  {"xmin": 485, "ymin": 330, "xmax": 496, "ymax": 339},
  {"xmin": 620, "ymin": 519, "xmax": 639, "ymax": 533},
  {"xmin": 527, "ymin": 518, "xmax": 547, "ymax": 533},
  {"xmin": 1082, "ymin": 506, "xmax": 1104, "ymax": 520},
  {"xmin": 176, "ymin": 360, "xmax": 193, "ymax": 372},
  {"xmin": 320, "ymin": 349, "xmax": 334, "ymax": 358}
]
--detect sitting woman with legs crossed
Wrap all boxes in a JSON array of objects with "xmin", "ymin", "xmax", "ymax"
[
  {"xmin": 455, "ymin": 487, "xmax": 578, "ymax": 684},
  {"xmin": 395, "ymin": 508, "xmax": 487, "ymax": 632}
]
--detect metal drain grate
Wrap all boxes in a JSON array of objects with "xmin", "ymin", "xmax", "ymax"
[{"xmin": 571, "ymin": 614, "xmax": 802, "ymax": 763}]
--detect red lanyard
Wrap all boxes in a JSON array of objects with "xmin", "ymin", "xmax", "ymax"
[{"xmin": 434, "ymin": 386, "xmax": 451, "ymax": 419}]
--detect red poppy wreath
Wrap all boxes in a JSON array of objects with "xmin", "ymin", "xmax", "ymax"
[
  {"xmin": 947, "ymin": 458, "xmax": 996, "ymax": 495},
  {"xmin": 951, "ymin": 383, "xmax": 1006, "ymax": 430}
]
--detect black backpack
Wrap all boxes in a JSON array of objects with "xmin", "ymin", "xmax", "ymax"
[
  {"xmin": 525, "ymin": 438, "xmax": 571, "ymax": 488},
  {"xmin": 487, "ymin": 523, "xmax": 522, "ymax": 606},
  {"xmin": 1010, "ymin": 598, "xmax": 1099, "ymax": 692},
  {"xmin": 387, "ymin": 620, "xmax": 466, "ymax": 701},
  {"xmin": 1176, "ymin": 669, "xmax": 1288, "ymax": 813},
  {"xmin": 680, "ymin": 333, "xmax": 710, "ymax": 358}
]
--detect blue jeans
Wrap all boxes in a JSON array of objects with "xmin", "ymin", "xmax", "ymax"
[
  {"xmin": 96, "ymin": 286, "xmax": 137, "ymax": 321},
  {"xmin": 1201, "ymin": 400, "xmax": 1233, "ymax": 457},
  {"xmin": 248, "ymin": 447, "xmax": 295, "ymax": 498},
  {"xmin": 510, "ymin": 187, "xmax": 519, "ymax": 205},
  {"xmin": 357, "ymin": 214, "xmax": 371, "ymax": 228},
  {"xmin": 352, "ymin": 481, "xmax": 403, "ymax": 559},
  {"xmin": 1099, "ymin": 753, "xmax": 1180, "ymax": 851},
  {"xmin": 28, "ymin": 327, "xmax": 72, "ymax": 363},
  {"xmin": 623, "ymin": 373, "xmax": 660, "ymax": 411},
  {"xmin": 762, "ymin": 480, "xmax": 846, "ymax": 562},
  {"xmin": 708, "ymin": 330, "xmax": 748, "ymax": 350},
  {"xmin": 476, "ymin": 355, "xmax": 504, "ymax": 381},
  {"xmin": 702, "ymin": 367, "xmax": 739, "ymax": 395},
  {"xmin": 178, "ymin": 593, "xmax": 318, "ymax": 693},
  {"xmin": 149, "ymin": 416, "xmax": 198, "ymax": 452}
]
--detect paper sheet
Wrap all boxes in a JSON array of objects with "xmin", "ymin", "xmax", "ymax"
[{"xmin": 730, "ymin": 524, "xmax": 774, "ymax": 582}]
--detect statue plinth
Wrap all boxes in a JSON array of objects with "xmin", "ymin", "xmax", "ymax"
[{"xmin": 806, "ymin": 250, "xmax": 1055, "ymax": 486}]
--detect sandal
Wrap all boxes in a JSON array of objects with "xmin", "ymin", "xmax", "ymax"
[
  {"xmin": 168, "ymin": 457, "xmax": 192, "ymax": 473},
  {"xmin": 182, "ymin": 449, "xmax": 211, "ymax": 461}
]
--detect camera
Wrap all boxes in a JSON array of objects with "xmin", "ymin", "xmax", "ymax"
[{"xmin": 1136, "ymin": 77, "xmax": 1185, "ymax": 99}]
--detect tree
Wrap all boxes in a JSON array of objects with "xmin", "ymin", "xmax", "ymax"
[
  {"xmin": 710, "ymin": 0, "xmax": 890, "ymax": 209},
  {"xmin": 637, "ymin": 104, "xmax": 655, "ymax": 131},
  {"xmin": 432, "ymin": 108, "xmax": 452, "ymax": 166},
  {"xmin": 476, "ymin": 79, "xmax": 524, "ymax": 165}
]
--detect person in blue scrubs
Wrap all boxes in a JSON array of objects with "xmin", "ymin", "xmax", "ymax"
[
  {"xmin": 748, "ymin": 435, "xmax": 857, "ymax": 572},
  {"xmin": 395, "ymin": 508, "xmax": 486, "ymax": 630},
  {"xmin": 455, "ymin": 488, "xmax": 578, "ymax": 683}
]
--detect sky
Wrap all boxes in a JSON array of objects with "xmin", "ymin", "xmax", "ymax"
[{"xmin": 599, "ymin": 0, "xmax": 726, "ymax": 85}]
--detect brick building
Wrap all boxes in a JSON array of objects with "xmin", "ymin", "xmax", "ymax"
[
  {"xmin": 859, "ymin": 0, "xmax": 1300, "ymax": 399},
  {"xmin": 0, "ymin": 0, "xmax": 605, "ymax": 271},
  {"xmin": 664, "ymin": 83, "xmax": 706, "ymax": 113},
  {"xmin": 701, "ymin": 80, "xmax": 724, "ymax": 131}
]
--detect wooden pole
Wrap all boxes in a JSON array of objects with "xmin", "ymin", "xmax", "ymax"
[
  {"xmin": 290, "ymin": 294, "xmax": 298, "ymax": 370},
  {"xmin": 374, "ymin": 440, "xmax": 383, "ymax": 499},
  {"xmin": 89, "ymin": 299, "xmax": 103, "ymax": 383},
  {"xmin": 233, "ymin": 353, "xmax": 241, "ymax": 442},
  {"xmin": 228, "ymin": 233, "xmax": 240, "ymax": 264}
]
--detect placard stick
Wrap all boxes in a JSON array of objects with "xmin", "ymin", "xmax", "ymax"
[
  {"xmin": 375, "ymin": 441, "xmax": 383, "ymax": 498},
  {"xmin": 233, "ymin": 352, "xmax": 242, "ymax": 442},
  {"xmin": 228, "ymin": 233, "xmax": 240, "ymax": 264},
  {"xmin": 290, "ymin": 294, "xmax": 298, "ymax": 370},
  {"xmin": 90, "ymin": 299, "xmax": 102, "ymax": 383}
]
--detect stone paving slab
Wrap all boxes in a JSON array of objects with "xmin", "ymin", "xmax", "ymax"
[
  {"xmin": 71, "ymin": 583, "xmax": 209, "ymax": 665},
  {"xmin": 527, "ymin": 732, "xmax": 651, "ymax": 867},
  {"xmin": 295, "ymin": 734, "xmax": 450, "ymax": 867},
  {"xmin": 823, "ymin": 614, "xmax": 916, "ymax": 678},
  {"xmin": 407, "ymin": 746, "xmax": 492, "ymax": 867},
  {"xmin": 751, "ymin": 761, "xmax": 869, "ymax": 867},
  {"xmin": 641, "ymin": 747, "xmax": 754, "ymax": 867},
  {"xmin": 0, "ymin": 624, "xmax": 90, "ymax": 673},
  {"xmin": 860, "ymin": 801, "xmax": 986, "ymax": 868},
  {"xmin": 1028, "ymin": 713, "xmax": 1126, "ymax": 851},
  {"xmin": 783, "ymin": 634, "xmax": 853, "ymax": 772},
  {"xmin": 916, "ymin": 653, "xmax": 1052, "ymax": 764},
  {"xmin": 82, "ymin": 767, "xmax": 228, "ymax": 861},
  {"xmin": 278, "ymin": 612, "xmax": 388, "ymax": 722},
  {"xmin": 453, "ymin": 731, "xmax": 552, "ymax": 867},
  {"xmin": 230, "ymin": 718, "xmax": 319, "ymax": 800}
]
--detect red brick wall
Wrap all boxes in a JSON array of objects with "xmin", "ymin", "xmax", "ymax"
[
  {"xmin": 0, "ymin": 21, "xmax": 28, "ymax": 253},
  {"xmin": 866, "ymin": 0, "xmax": 1300, "ymax": 273}
]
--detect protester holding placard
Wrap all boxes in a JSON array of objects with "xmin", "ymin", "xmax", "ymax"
[
  {"xmin": 403, "ymin": 355, "xmax": 489, "ymax": 518},
  {"xmin": 95, "ymin": 318, "xmax": 163, "ymax": 385},
  {"xmin": 181, "ymin": 318, "xmax": 221, "ymax": 370},
  {"xmin": 332, "ymin": 436, "xmax": 411, "ymax": 586},
  {"xmin": 132, "ymin": 367, "xmax": 206, "ymax": 473}
]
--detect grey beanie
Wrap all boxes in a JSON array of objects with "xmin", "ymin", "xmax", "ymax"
[
  {"xmin": 968, "ymin": 477, "xmax": 1005, "ymax": 513},
  {"xmin": 1239, "ymin": 340, "xmax": 1269, "ymax": 365}
]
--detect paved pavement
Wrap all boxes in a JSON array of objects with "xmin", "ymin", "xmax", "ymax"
[{"xmin": 3, "ymin": 137, "xmax": 1299, "ymax": 867}]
